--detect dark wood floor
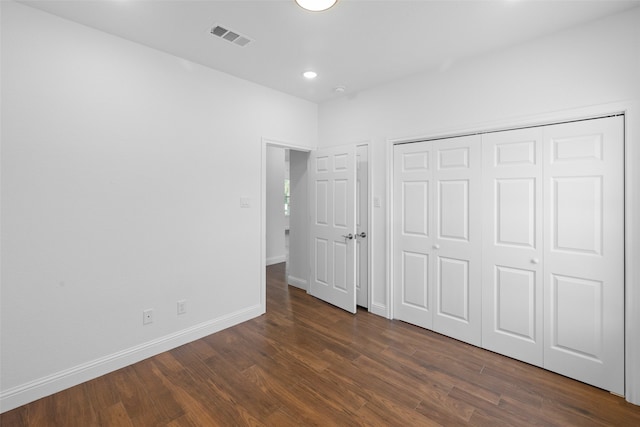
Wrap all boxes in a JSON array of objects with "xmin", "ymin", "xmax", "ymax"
[{"xmin": 3, "ymin": 263, "xmax": 640, "ymax": 426}]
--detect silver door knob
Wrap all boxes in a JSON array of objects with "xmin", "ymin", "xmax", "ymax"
[
  {"xmin": 342, "ymin": 233, "xmax": 354, "ymax": 240},
  {"xmin": 531, "ymin": 258, "xmax": 540, "ymax": 264},
  {"xmin": 357, "ymin": 232, "xmax": 367, "ymax": 239},
  {"xmin": 433, "ymin": 244, "xmax": 440, "ymax": 249}
]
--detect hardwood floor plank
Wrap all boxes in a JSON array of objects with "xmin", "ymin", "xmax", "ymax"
[
  {"xmin": 356, "ymin": 395, "xmax": 442, "ymax": 427},
  {"xmin": 112, "ymin": 366, "xmax": 168, "ymax": 426},
  {"xmin": 97, "ymin": 402, "xmax": 134, "ymax": 427},
  {"xmin": 2, "ymin": 262, "xmax": 640, "ymax": 426}
]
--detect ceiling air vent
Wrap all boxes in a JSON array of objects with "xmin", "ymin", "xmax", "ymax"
[{"xmin": 210, "ymin": 25, "xmax": 252, "ymax": 47}]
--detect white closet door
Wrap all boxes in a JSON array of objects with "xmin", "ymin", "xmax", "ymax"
[
  {"xmin": 309, "ymin": 146, "xmax": 357, "ymax": 314},
  {"xmin": 393, "ymin": 136, "xmax": 482, "ymax": 346},
  {"xmin": 543, "ymin": 116, "xmax": 624, "ymax": 394},
  {"xmin": 393, "ymin": 141, "xmax": 434, "ymax": 329},
  {"xmin": 432, "ymin": 136, "xmax": 482, "ymax": 346},
  {"xmin": 482, "ymin": 128, "xmax": 544, "ymax": 366}
]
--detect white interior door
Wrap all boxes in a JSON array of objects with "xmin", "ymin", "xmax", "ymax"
[
  {"xmin": 543, "ymin": 116, "xmax": 624, "ymax": 394},
  {"xmin": 393, "ymin": 141, "xmax": 434, "ymax": 329},
  {"xmin": 393, "ymin": 136, "xmax": 482, "ymax": 346},
  {"xmin": 309, "ymin": 145, "xmax": 357, "ymax": 314},
  {"xmin": 482, "ymin": 128, "xmax": 544, "ymax": 366},
  {"xmin": 431, "ymin": 136, "xmax": 482, "ymax": 346},
  {"xmin": 356, "ymin": 145, "xmax": 369, "ymax": 308}
]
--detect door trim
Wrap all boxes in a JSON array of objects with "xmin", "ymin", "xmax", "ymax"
[
  {"xmin": 357, "ymin": 142, "xmax": 373, "ymax": 311},
  {"xmin": 386, "ymin": 100, "xmax": 639, "ymax": 404}
]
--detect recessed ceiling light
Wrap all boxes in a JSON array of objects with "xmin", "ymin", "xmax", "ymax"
[
  {"xmin": 303, "ymin": 71, "xmax": 318, "ymax": 79},
  {"xmin": 295, "ymin": 0, "xmax": 338, "ymax": 12}
]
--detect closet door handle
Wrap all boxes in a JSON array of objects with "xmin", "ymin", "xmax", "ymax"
[
  {"xmin": 342, "ymin": 233, "xmax": 354, "ymax": 241},
  {"xmin": 531, "ymin": 258, "xmax": 540, "ymax": 265},
  {"xmin": 357, "ymin": 232, "xmax": 367, "ymax": 239},
  {"xmin": 433, "ymin": 244, "xmax": 440, "ymax": 250}
]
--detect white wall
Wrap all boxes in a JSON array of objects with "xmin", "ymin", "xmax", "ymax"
[
  {"xmin": 288, "ymin": 150, "xmax": 309, "ymax": 290},
  {"xmin": 318, "ymin": 7, "xmax": 640, "ymax": 404},
  {"xmin": 266, "ymin": 147, "xmax": 286, "ymax": 265},
  {"xmin": 0, "ymin": 1, "xmax": 317, "ymax": 411}
]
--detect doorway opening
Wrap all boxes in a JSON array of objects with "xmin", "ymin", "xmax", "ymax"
[
  {"xmin": 262, "ymin": 140, "xmax": 370, "ymax": 315},
  {"xmin": 265, "ymin": 145, "xmax": 309, "ymax": 295}
]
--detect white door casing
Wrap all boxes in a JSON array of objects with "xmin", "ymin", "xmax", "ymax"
[
  {"xmin": 542, "ymin": 116, "xmax": 624, "ymax": 395},
  {"xmin": 356, "ymin": 145, "xmax": 369, "ymax": 308},
  {"xmin": 309, "ymin": 145, "xmax": 357, "ymax": 314},
  {"xmin": 482, "ymin": 127, "xmax": 544, "ymax": 366}
]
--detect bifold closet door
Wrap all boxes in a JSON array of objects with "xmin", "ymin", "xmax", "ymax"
[
  {"xmin": 393, "ymin": 141, "xmax": 434, "ymax": 330},
  {"xmin": 543, "ymin": 116, "xmax": 624, "ymax": 395},
  {"xmin": 393, "ymin": 136, "xmax": 482, "ymax": 346},
  {"xmin": 482, "ymin": 128, "xmax": 544, "ymax": 367},
  {"xmin": 431, "ymin": 136, "xmax": 482, "ymax": 346}
]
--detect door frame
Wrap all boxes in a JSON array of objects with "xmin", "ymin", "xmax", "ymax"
[
  {"xmin": 356, "ymin": 142, "xmax": 373, "ymax": 310},
  {"xmin": 261, "ymin": 138, "xmax": 312, "ymax": 314},
  {"xmin": 261, "ymin": 139, "xmax": 373, "ymax": 312},
  {"xmin": 386, "ymin": 100, "xmax": 639, "ymax": 404}
]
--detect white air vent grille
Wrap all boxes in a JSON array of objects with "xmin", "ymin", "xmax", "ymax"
[{"xmin": 210, "ymin": 25, "xmax": 252, "ymax": 47}]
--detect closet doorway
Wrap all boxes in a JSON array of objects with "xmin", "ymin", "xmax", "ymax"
[{"xmin": 391, "ymin": 115, "xmax": 625, "ymax": 395}]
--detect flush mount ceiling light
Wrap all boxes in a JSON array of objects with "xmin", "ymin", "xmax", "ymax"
[
  {"xmin": 303, "ymin": 71, "xmax": 318, "ymax": 79},
  {"xmin": 295, "ymin": 0, "xmax": 337, "ymax": 12}
]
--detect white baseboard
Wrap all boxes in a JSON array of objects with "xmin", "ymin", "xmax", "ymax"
[
  {"xmin": 287, "ymin": 275, "xmax": 307, "ymax": 290},
  {"xmin": 266, "ymin": 255, "xmax": 286, "ymax": 266},
  {"xmin": 0, "ymin": 304, "xmax": 263, "ymax": 413}
]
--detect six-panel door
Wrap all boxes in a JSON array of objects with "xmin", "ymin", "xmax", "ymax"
[
  {"xmin": 393, "ymin": 141, "xmax": 434, "ymax": 329},
  {"xmin": 482, "ymin": 127, "xmax": 544, "ymax": 366},
  {"xmin": 393, "ymin": 135, "xmax": 482, "ymax": 346},
  {"xmin": 309, "ymin": 145, "xmax": 357, "ymax": 314},
  {"xmin": 542, "ymin": 117, "xmax": 624, "ymax": 395}
]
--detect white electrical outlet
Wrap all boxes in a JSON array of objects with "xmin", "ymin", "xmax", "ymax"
[
  {"xmin": 177, "ymin": 300, "xmax": 187, "ymax": 315},
  {"xmin": 143, "ymin": 309, "xmax": 154, "ymax": 325}
]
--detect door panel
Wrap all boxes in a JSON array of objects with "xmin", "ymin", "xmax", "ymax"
[
  {"xmin": 482, "ymin": 127, "xmax": 543, "ymax": 366},
  {"xmin": 438, "ymin": 180, "xmax": 469, "ymax": 241},
  {"xmin": 552, "ymin": 177, "xmax": 602, "ymax": 254},
  {"xmin": 495, "ymin": 178, "xmax": 536, "ymax": 247},
  {"xmin": 315, "ymin": 238, "xmax": 328, "ymax": 285},
  {"xmin": 309, "ymin": 145, "xmax": 357, "ymax": 313},
  {"xmin": 394, "ymin": 141, "xmax": 433, "ymax": 329},
  {"xmin": 543, "ymin": 116, "xmax": 624, "ymax": 395},
  {"xmin": 438, "ymin": 256, "xmax": 469, "ymax": 321},
  {"xmin": 394, "ymin": 136, "xmax": 481, "ymax": 345},
  {"xmin": 432, "ymin": 136, "xmax": 482, "ymax": 346},
  {"xmin": 403, "ymin": 181, "xmax": 429, "ymax": 235},
  {"xmin": 402, "ymin": 251, "xmax": 429, "ymax": 309},
  {"xmin": 550, "ymin": 274, "xmax": 603, "ymax": 358},
  {"xmin": 494, "ymin": 266, "xmax": 536, "ymax": 341}
]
